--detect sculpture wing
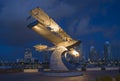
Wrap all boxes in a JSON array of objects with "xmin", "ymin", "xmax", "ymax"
[
  {"xmin": 28, "ymin": 7, "xmax": 80, "ymax": 48},
  {"xmin": 30, "ymin": 7, "xmax": 72, "ymax": 42}
]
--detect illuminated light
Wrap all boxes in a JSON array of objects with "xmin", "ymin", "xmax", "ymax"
[
  {"xmin": 32, "ymin": 25, "xmax": 43, "ymax": 32},
  {"xmin": 34, "ymin": 44, "xmax": 48, "ymax": 51},
  {"xmin": 70, "ymin": 49, "xmax": 80, "ymax": 57},
  {"xmin": 33, "ymin": 25, "xmax": 39, "ymax": 29}
]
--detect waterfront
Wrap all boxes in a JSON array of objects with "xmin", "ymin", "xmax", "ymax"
[{"xmin": 0, "ymin": 70, "xmax": 119, "ymax": 81}]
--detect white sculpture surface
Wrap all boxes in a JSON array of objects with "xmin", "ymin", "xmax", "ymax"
[{"xmin": 50, "ymin": 46, "xmax": 68, "ymax": 71}]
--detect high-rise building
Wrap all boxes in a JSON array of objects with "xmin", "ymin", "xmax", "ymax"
[
  {"xmin": 24, "ymin": 48, "xmax": 35, "ymax": 63},
  {"xmin": 103, "ymin": 41, "xmax": 112, "ymax": 64},
  {"xmin": 24, "ymin": 48, "xmax": 32, "ymax": 59},
  {"xmin": 89, "ymin": 46, "xmax": 98, "ymax": 63}
]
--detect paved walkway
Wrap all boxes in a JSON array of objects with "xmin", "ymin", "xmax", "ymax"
[{"xmin": 0, "ymin": 70, "xmax": 119, "ymax": 81}]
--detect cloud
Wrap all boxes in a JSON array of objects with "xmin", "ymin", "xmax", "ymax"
[
  {"xmin": 63, "ymin": 0, "xmax": 120, "ymax": 39},
  {"xmin": 91, "ymin": 25, "xmax": 120, "ymax": 39},
  {"xmin": 68, "ymin": 17, "xmax": 91, "ymax": 36},
  {"xmin": 47, "ymin": 2, "xmax": 76, "ymax": 20},
  {"xmin": 63, "ymin": 0, "xmax": 118, "ymax": 38},
  {"xmin": 68, "ymin": 15, "xmax": 120, "ymax": 41}
]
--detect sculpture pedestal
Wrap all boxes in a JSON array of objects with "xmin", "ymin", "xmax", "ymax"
[
  {"xmin": 50, "ymin": 46, "xmax": 68, "ymax": 71},
  {"xmin": 42, "ymin": 46, "xmax": 83, "ymax": 76}
]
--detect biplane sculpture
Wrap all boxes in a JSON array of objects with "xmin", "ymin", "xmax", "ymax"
[{"xmin": 28, "ymin": 7, "xmax": 81, "ymax": 71}]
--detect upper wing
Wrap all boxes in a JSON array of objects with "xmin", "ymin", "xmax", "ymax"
[
  {"xmin": 30, "ymin": 7, "xmax": 72, "ymax": 42},
  {"xmin": 28, "ymin": 7, "xmax": 80, "ymax": 48}
]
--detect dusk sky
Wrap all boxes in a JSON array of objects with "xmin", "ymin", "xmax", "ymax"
[{"xmin": 0, "ymin": 0, "xmax": 120, "ymax": 61}]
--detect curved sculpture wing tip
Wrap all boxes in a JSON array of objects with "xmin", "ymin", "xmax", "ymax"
[{"xmin": 27, "ymin": 20, "xmax": 39, "ymax": 29}]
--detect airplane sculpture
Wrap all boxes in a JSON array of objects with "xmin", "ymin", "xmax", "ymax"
[{"xmin": 28, "ymin": 7, "xmax": 81, "ymax": 71}]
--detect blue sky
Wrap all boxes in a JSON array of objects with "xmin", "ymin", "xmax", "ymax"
[{"xmin": 0, "ymin": 0, "xmax": 120, "ymax": 61}]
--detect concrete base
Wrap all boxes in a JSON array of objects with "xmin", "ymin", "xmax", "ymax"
[
  {"xmin": 86, "ymin": 67, "xmax": 101, "ymax": 71},
  {"xmin": 42, "ymin": 70, "xmax": 83, "ymax": 76},
  {"xmin": 80, "ymin": 67, "xmax": 120, "ymax": 71},
  {"xmin": 105, "ymin": 67, "xmax": 119, "ymax": 70},
  {"xmin": 24, "ymin": 69, "xmax": 38, "ymax": 72}
]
